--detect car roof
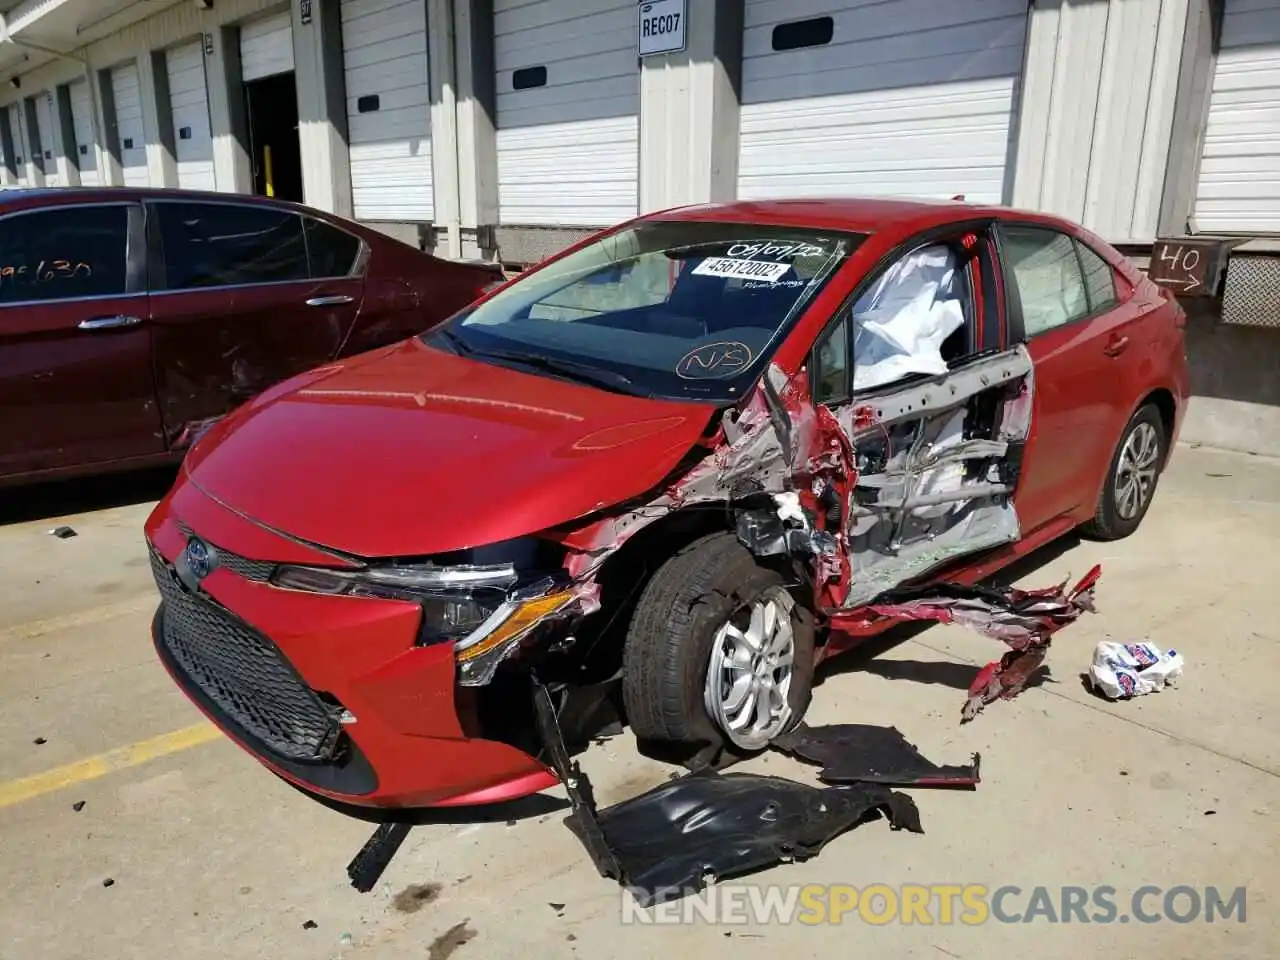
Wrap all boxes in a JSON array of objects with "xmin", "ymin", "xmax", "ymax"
[
  {"xmin": 0, "ymin": 185, "xmax": 318, "ymax": 216},
  {"xmin": 650, "ymin": 196, "xmax": 1072, "ymax": 237}
]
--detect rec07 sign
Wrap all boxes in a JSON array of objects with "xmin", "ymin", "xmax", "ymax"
[{"xmin": 638, "ymin": 0, "xmax": 687, "ymax": 57}]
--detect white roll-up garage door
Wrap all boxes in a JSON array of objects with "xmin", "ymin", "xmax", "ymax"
[
  {"xmin": 111, "ymin": 62, "xmax": 149, "ymax": 187},
  {"xmin": 240, "ymin": 11, "xmax": 295, "ymax": 82},
  {"xmin": 738, "ymin": 0, "xmax": 1029, "ymax": 204},
  {"xmin": 68, "ymin": 79, "xmax": 100, "ymax": 186},
  {"xmin": 167, "ymin": 40, "xmax": 216, "ymax": 191},
  {"xmin": 34, "ymin": 91, "xmax": 61, "ymax": 186},
  {"xmin": 341, "ymin": 0, "xmax": 433, "ymax": 221},
  {"xmin": 1194, "ymin": 0, "xmax": 1280, "ymax": 233},
  {"xmin": 8, "ymin": 103, "xmax": 30, "ymax": 186},
  {"xmin": 494, "ymin": 0, "xmax": 639, "ymax": 226}
]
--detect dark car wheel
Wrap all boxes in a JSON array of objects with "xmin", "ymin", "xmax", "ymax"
[
  {"xmin": 1081, "ymin": 404, "xmax": 1168, "ymax": 541},
  {"xmin": 622, "ymin": 532, "xmax": 815, "ymax": 756}
]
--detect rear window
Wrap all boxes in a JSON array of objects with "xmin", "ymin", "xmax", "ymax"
[{"xmin": 431, "ymin": 220, "xmax": 864, "ymax": 401}]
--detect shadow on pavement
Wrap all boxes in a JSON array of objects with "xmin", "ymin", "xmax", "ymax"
[{"xmin": 0, "ymin": 467, "xmax": 179, "ymax": 527}]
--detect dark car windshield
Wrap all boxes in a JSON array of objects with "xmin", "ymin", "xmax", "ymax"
[{"xmin": 426, "ymin": 220, "xmax": 865, "ymax": 401}]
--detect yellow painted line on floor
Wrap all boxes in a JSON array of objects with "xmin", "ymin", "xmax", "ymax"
[
  {"xmin": 0, "ymin": 722, "xmax": 221, "ymax": 810},
  {"xmin": 0, "ymin": 595, "xmax": 157, "ymax": 645}
]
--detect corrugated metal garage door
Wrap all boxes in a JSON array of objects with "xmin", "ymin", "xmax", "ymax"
[
  {"xmin": 8, "ymin": 103, "xmax": 30, "ymax": 185},
  {"xmin": 494, "ymin": 0, "xmax": 638, "ymax": 226},
  {"xmin": 738, "ymin": 0, "xmax": 1029, "ymax": 203},
  {"xmin": 240, "ymin": 11, "xmax": 295, "ymax": 82},
  {"xmin": 68, "ymin": 79, "xmax": 99, "ymax": 186},
  {"xmin": 1194, "ymin": 0, "xmax": 1280, "ymax": 233},
  {"xmin": 111, "ymin": 62, "xmax": 149, "ymax": 187},
  {"xmin": 167, "ymin": 40, "xmax": 216, "ymax": 191},
  {"xmin": 341, "ymin": 0, "xmax": 433, "ymax": 221},
  {"xmin": 34, "ymin": 91, "xmax": 60, "ymax": 186}
]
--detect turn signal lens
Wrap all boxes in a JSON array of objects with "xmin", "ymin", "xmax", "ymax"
[{"xmin": 454, "ymin": 590, "xmax": 576, "ymax": 664}]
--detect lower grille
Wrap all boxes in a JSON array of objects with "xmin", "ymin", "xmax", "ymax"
[{"xmin": 150, "ymin": 546, "xmax": 341, "ymax": 762}]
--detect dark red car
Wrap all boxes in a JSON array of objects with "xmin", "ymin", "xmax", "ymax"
[
  {"xmin": 0, "ymin": 187, "xmax": 500, "ymax": 486},
  {"xmin": 146, "ymin": 198, "xmax": 1189, "ymax": 810}
]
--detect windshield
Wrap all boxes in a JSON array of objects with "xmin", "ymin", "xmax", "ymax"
[{"xmin": 426, "ymin": 220, "xmax": 865, "ymax": 402}]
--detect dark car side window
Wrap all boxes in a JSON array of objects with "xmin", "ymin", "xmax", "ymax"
[
  {"xmin": 154, "ymin": 202, "xmax": 309, "ymax": 290},
  {"xmin": 304, "ymin": 217, "xmax": 361, "ymax": 278},
  {"xmin": 1000, "ymin": 225, "xmax": 1090, "ymax": 338},
  {"xmin": 0, "ymin": 205, "xmax": 130, "ymax": 304},
  {"xmin": 1076, "ymin": 239, "xmax": 1118, "ymax": 313}
]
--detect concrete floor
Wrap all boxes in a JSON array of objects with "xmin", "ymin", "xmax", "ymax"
[{"xmin": 0, "ymin": 446, "xmax": 1276, "ymax": 959}]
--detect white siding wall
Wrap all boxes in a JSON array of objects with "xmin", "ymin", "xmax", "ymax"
[
  {"xmin": 341, "ymin": 0, "xmax": 434, "ymax": 221},
  {"xmin": 1012, "ymin": 0, "xmax": 1188, "ymax": 244},
  {"xmin": 494, "ymin": 0, "xmax": 639, "ymax": 226},
  {"xmin": 34, "ymin": 91, "xmax": 61, "ymax": 186},
  {"xmin": 111, "ymin": 61, "xmax": 150, "ymax": 186},
  {"xmin": 68, "ymin": 78, "xmax": 100, "ymax": 186},
  {"xmin": 9, "ymin": 103, "xmax": 31, "ymax": 185},
  {"xmin": 166, "ymin": 40, "xmax": 216, "ymax": 190},
  {"xmin": 738, "ymin": 0, "xmax": 1028, "ymax": 204},
  {"xmin": 240, "ymin": 11, "xmax": 295, "ymax": 81},
  {"xmin": 1194, "ymin": 0, "xmax": 1280, "ymax": 232}
]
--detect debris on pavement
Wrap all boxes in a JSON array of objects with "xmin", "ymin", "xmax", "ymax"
[
  {"xmin": 32, "ymin": 737, "xmax": 47, "ymax": 745},
  {"xmin": 71, "ymin": 801, "xmax": 85, "ymax": 812},
  {"xmin": 573, "ymin": 771, "xmax": 922, "ymax": 907},
  {"xmin": 771, "ymin": 723, "xmax": 980, "ymax": 787},
  {"xmin": 863, "ymin": 565, "xmax": 1103, "ymax": 721},
  {"xmin": 1087, "ymin": 641, "xmax": 1184, "ymax": 700},
  {"xmin": 102, "ymin": 878, "xmax": 115, "ymax": 888},
  {"xmin": 48, "ymin": 526, "xmax": 77, "ymax": 539},
  {"xmin": 347, "ymin": 822, "xmax": 413, "ymax": 894},
  {"xmin": 531, "ymin": 683, "xmax": 921, "ymax": 907},
  {"xmin": 302, "ymin": 920, "xmax": 318, "ymax": 930}
]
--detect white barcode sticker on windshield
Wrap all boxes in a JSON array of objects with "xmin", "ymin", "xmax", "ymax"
[{"xmin": 692, "ymin": 257, "xmax": 791, "ymax": 283}]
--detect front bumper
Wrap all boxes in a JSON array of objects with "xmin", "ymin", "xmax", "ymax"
[{"xmin": 146, "ymin": 481, "xmax": 557, "ymax": 809}]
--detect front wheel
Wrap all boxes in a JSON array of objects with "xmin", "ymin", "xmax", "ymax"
[
  {"xmin": 1081, "ymin": 404, "xmax": 1167, "ymax": 541},
  {"xmin": 622, "ymin": 532, "xmax": 815, "ymax": 755}
]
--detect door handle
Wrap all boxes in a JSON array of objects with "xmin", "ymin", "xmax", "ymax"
[
  {"xmin": 1103, "ymin": 334, "xmax": 1130, "ymax": 357},
  {"xmin": 78, "ymin": 315, "xmax": 143, "ymax": 331},
  {"xmin": 305, "ymin": 295, "xmax": 355, "ymax": 307}
]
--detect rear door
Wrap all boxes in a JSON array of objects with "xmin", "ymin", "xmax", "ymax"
[
  {"xmin": 146, "ymin": 199, "xmax": 364, "ymax": 445},
  {"xmin": 0, "ymin": 201, "xmax": 161, "ymax": 478},
  {"xmin": 996, "ymin": 222, "xmax": 1140, "ymax": 534}
]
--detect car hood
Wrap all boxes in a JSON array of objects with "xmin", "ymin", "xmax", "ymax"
[{"xmin": 183, "ymin": 339, "xmax": 717, "ymax": 558}]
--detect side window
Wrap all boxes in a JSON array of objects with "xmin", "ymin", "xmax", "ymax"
[
  {"xmin": 155, "ymin": 202, "xmax": 308, "ymax": 290},
  {"xmin": 304, "ymin": 218, "xmax": 362, "ymax": 278},
  {"xmin": 0, "ymin": 205, "xmax": 130, "ymax": 304},
  {"xmin": 1001, "ymin": 226, "xmax": 1089, "ymax": 337},
  {"xmin": 1076, "ymin": 239, "xmax": 1117, "ymax": 313},
  {"xmin": 812, "ymin": 316, "xmax": 850, "ymax": 405}
]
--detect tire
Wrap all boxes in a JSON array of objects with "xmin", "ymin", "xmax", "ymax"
[
  {"xmin": 622, "ymin": 531, "xmax": 815, "ymax": 755},
  {"xmin": 1081, "ymin": 403, "xmax": 1168, "ymax": 541}
]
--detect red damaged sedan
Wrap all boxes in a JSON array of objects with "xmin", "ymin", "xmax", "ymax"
[{"xmin": 145, "ymin": 198, "xmax": 1189, "ymax": 809}]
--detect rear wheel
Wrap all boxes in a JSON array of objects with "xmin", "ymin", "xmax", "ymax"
[
  {"xmin": 622, "ymin": 532, "xmax": 815, "ymax": 755},
  {"xmin": 1081, "ymin": 404, "xmax": 1167, "ymax": 541}
]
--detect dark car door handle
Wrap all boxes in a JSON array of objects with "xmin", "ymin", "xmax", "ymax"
[
  {"xmin": 78, "ymin": 315, "xmax": 143, "ymax": 331},
  {"xmin": 1103, "ymin": 334, "xmax": 1130, "ymax": 357},
  {"xmin": 305, "ymin": 295, "xmax": 355, "ymax": 307}
]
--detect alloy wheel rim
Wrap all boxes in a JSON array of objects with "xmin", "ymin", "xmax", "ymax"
[
  {"xmin": 704, "ymin": 587, "xmax": 796, "ymax": 751},
  {"xmin": 1114, "ymin": 422, "xmax": 1160, "ymax": 521}
]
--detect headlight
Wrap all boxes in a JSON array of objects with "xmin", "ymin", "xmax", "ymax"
[
  {"xmin": 270, "ymin": 560, "xmax": 578, "ymax": 684},
  {"xmin": 271, "ymin": 562, "xmax": 518, "ymax": 642}
]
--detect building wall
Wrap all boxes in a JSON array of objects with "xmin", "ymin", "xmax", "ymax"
[
  {"xmin": 1013, "ymin": 0, "xmax": 1189, "ymax": 244},
  {"xmin": 1, "ymin": 0, "xmax": 1278, "ymax": 453}
]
